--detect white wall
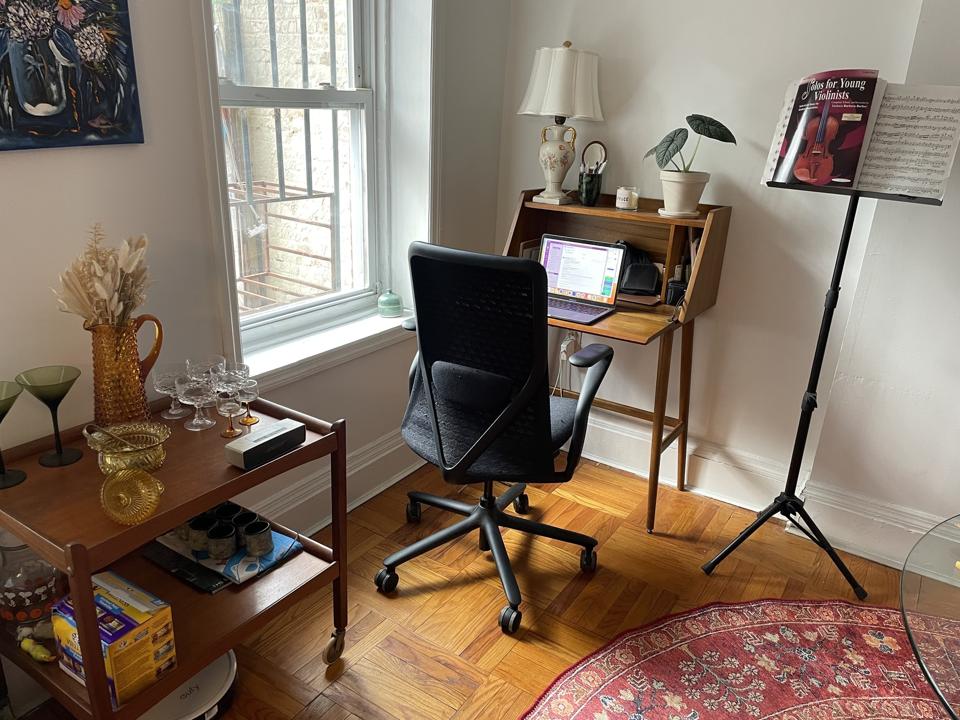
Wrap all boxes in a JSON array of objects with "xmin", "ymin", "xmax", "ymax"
[
  {"xmin": 434, "ymin": 0, "xmax": 510, "ymax": 255},
  {"xmin": 494, "ymin": 0, "xmax": 921, "ymax": 508},
  {"xmin": 804, "ymin": 0, "xmax": 960, "ymax": 567}
]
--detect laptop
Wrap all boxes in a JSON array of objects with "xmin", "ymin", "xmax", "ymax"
[{"xmin": 539, "ymin": 235, "xmax": 626, "ymax": 325}]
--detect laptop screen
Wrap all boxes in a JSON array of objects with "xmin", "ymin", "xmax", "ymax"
[{"xmin": 539, "ymin": 236, "xmax": 625, "ymax": 306}]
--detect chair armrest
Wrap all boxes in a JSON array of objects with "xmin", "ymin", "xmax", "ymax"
[
  {"xmin": 402, "ymin": 317, "xmax": 417, "ymax": 332},
  {"xmin": 569, "ymin": 343, "xmax": 613, "ymax": 368},
  {"xmin": 562, "ymin": 344, "xmax": 613, "ymax": 476}
]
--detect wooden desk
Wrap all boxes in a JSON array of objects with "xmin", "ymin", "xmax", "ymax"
[
  {"xmin": 504, "ymin": 190, "xmax": 731, "ymax": 531},
  {"xmin": 0, "ymin": 399, "xmax": 347, "ymax": 720}
]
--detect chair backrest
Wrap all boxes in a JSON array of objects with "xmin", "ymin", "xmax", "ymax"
[{"xmin": 406, "ymin": 242, "xmax": 555, "ymax": 483}]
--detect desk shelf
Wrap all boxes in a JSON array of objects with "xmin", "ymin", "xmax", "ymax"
[
  {"xmin": 504, "ymin": 190, "xmax": 731, "ymax": 325},
  {"xmin": 0, "ymin": 399, "xmax": 348, "ymax": 720}
]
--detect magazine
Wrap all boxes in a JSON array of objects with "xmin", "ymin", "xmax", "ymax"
[
  {"xmin": 763, "ymin": 69, "xmax": 960, "ymax": 201},
  {"xmin": 155, "ymin": 528, "xmax": 302, "ymax": 585}
]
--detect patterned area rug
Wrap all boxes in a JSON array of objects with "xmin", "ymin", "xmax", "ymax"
[{"xmin": 521, "ymin": 600, "xmax": 954, "ymax": 719}]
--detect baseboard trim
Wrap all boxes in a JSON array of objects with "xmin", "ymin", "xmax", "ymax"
[
  {"xmin": 796, "ymin": 481, "xmax": 944, "ymax": 569},
  {"xmin": 582, "ymin": 409, "xmax": 798, "ymax": 514},
  {"xmin": 249, "ymin": 427, "xmax": 424, "ymax": 536}
]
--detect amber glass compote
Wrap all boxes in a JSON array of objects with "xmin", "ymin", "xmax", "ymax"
[
  {"xmin": 0, "ymin": 381, "xmax": 27, "ymax": 488},
  {"xmin": 15, "ymin": 366, "xmax": 83, "ymax": 468}
]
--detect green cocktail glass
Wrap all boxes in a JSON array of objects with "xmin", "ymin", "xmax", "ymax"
[
  {"xmin": 15, "ymin": 366, "xmax": 83, "ymax": 468},
  {"xmin": 0, "ymin": 381, "xmax": 27, "ymax": 488}
]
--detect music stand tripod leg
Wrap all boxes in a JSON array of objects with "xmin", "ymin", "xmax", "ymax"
[
  {"xmin": 701, "ymin": 497, "xmax": 784, "ymax": 574},
  {"xmin": 788, "ymin": 502, "xmax": 868, "ymax": 600}
]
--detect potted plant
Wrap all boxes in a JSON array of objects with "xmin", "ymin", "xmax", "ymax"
[{"xmin": 646, "ymin": 115, "xmax": 736, "ymax": 215}]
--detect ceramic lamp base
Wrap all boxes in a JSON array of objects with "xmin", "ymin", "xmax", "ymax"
[
  {"xmin": 39, "ymin": 447, "xmax": 82, "ymax": 468},
  {"xmin": 0, "ymin": 469, "xmax": 26, "ymax": 489},
  {"xmin": 532, "ymin": 192, "xmax": 573, "ymax": 205}
]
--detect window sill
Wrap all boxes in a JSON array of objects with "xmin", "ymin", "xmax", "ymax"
[{"xmin": 247, "ymin": 312, "xmax": 414, "ymax": 391}]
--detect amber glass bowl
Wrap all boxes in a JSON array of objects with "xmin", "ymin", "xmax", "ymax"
[
  {"xmin": 83, "ymin": 422, "xmax": 171, "ymax": 475},
  {"xmin": 100, "ymin": 470, "xmax": 162, "ymax": 525}
]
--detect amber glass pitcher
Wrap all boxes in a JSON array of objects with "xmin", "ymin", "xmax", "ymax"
[{"xmin": 86, "ymin": 315, "xmax": 163, "ymax": 426}]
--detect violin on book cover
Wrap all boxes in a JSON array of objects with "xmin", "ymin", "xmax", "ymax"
[{"xmin": 794, "ymin": 100, "xmax": 839, "ymax": 185}]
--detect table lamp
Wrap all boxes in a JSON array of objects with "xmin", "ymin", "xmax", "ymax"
[{"xmin": 518, "ymin": 41, "xmax": 603, "ymax": 205}]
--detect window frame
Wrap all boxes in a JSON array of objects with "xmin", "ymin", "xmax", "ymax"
[{"xmin": 199, "ymin": 0, "xmax": 383, "ymax": 357}]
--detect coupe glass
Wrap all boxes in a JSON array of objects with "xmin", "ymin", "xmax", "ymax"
[
  {"xmin": 175, "ymin": 375, "xmax": 216, "ymax": 432},
  {"xmin": 0, "ymin": 381, "xmax": 27, "ymax": 488},
  {"xmin": 152, "ymin": 362, "xmax": 192, "ymax": 419},
  {"xmin": 15, "ymin": 366, "xmax": 83, "ymax": 467},
  {"xmin": 215, "ymin": 361, "xmax": 250, "ymax": 393},
  {"xmin": 186, "ymin": 355, "xmax": 226, "ymax": 382},
  {"xmin": 238, "ymin": 379, "xmax": 260, "ymax": 426},
  {"xmin": 216, "ymin": 391, "xmax": 244, "ymax": 439}
]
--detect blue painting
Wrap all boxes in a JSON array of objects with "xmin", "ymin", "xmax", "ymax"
[{"xmin": 0, "ymin": 0, "xmax": 143, "ymax": 151}]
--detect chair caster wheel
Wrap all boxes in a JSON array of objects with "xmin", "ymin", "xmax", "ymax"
[
  {"xmin": 321, "ymin": 630, "xmax": 345, "ymax": 664},
  {"xmin": 499, "ymin": 605, "xmax": 522, "ymax": 634},
  {"xmin": 406, "ymin": 501, "xmax": 422, "ymax": 523},
  {"xmin": 580, "ymin": 547, "xmax": 598, "ymax": 572},
  {"xmin": 513, "ymin": 493, "xmax": 530, "ymax": 514},
  {"xmin": 375, "ymin": 568, "xmax": 399, "ymax": 594},
  {"xmin": 479, "ymin": 532, "xmax": 490, "ymax": 552}
]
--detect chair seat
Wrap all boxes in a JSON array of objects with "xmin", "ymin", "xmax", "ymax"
[{"xmin": 402, "ymin": 388, "xmax": 576, "ymax": 481}]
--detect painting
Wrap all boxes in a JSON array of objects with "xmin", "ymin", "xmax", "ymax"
[{"xmin": 0, "ymin": 0, "xmax": 143, "ymax": 151}]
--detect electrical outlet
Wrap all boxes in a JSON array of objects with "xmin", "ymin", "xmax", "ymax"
[{"xmin": 560, "ymin": 332, "xmax": 580, "ymax": 359}]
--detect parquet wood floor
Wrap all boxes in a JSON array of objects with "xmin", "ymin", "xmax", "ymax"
[{"xmin": 28, "ymin": 460, "xmax": 901, "ymax": 720}]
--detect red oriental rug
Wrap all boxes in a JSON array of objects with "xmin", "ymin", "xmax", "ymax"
[{"xmin": 521, "ymin": 599, "xmax": 957, "ymax": 720}]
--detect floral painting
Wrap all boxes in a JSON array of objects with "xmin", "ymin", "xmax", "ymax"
[{"xmin": 0, "ymin": 0, "xmax": 143, "ymax": 151}]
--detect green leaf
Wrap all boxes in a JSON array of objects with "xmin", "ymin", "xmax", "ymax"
[
  {"xmin": 655, "ymin": 128, "xmax": 688, "ymax": 169},
  {"xmin": 686, "ymin": 114, "xmax": 736, "ymax": 144},
  {"xmin": 643, "ymin": 145, "xmax": 658, "ymax": 160}
]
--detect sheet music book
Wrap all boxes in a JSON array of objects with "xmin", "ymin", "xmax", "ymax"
[{"xmin": 763, "ymin": 70, "xmax": 960, "ymax": 201}]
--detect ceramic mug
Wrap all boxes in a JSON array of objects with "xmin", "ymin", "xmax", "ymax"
[
  {"xmin": 188, "ymin": 515, "xmax": 217, "ymax": 553},
  {"xmin": 207, "ymin": 522, "xmax": 238, "ymax": 564},
  {"xmin": 616, "ymin": 186, "xmax": 639, "ymax": 210},
  {"xmin": 244, "ymin": 520, "xmax": 274, "ymax": 558}
]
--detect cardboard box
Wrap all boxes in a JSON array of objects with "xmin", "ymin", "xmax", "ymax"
[{"xmin": 52, "ymin": 572, "xmax": 176, "ymax": 708}]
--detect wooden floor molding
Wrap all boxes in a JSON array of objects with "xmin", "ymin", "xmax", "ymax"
[{"xmin": 30, "ymin": 461, "xmax": 900, "ymax": 720}]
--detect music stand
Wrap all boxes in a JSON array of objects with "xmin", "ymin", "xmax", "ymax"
[{"xmin": 702, "ymin": 183, "xmax": 942, "ymax": 599}]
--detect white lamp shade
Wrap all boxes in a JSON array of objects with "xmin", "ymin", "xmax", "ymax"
[{"xmin": 517, "ymin": 46, "xmax": 603, "ymax": 121}]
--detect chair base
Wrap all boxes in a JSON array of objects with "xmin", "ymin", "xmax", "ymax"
[{"xmin": 375, "ymin": 482, "xmax": 598, "ymax": 634}]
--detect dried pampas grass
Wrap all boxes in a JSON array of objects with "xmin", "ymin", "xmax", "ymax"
[{"xmin": 54, "ymin": 224, "xmax": 151, "ymax": 327}]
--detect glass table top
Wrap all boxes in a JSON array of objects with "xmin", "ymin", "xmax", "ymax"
[{"xmin": 901, "ymin": 514, "xmax": 960, "ymax": 720}]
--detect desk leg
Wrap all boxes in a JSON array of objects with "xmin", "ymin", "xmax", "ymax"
[
  {"xmin": 647, "ymin": 331, "xmax": 674, "ymax": 533},
  {"xmin": 677, "ymin": 320, "xmax": 695, "ymax": 492}
]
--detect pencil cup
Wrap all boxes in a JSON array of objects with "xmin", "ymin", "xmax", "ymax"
[{"xmin": 578, "ymin": 172, "xmax": 603, "ymax": 206}]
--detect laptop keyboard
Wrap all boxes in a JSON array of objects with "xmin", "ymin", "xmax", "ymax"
[{"xmin": 548, "ymin": 299, "xmax": 607, "ymax": 317}]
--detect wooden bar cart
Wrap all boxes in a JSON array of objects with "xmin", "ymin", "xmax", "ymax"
[{"xmin": 0, "ymin": 398, "xmax": 347, "ymax": 720}]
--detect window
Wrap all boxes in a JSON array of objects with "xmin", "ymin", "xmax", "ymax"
[{"xmin": 208, "ymin": 0, "xmax": 376, "ymax": 351}]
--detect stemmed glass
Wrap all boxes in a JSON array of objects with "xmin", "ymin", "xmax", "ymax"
[
  {"xmin": 186, "ymin": 356, "xmax": 224, "ymax": 426},
  {"xmin": 175, "ymin": 375, "xmax": 217, "ymax": 432},
  {"xmin": 186, "ymin": 355, "xmax": 226, "ymax": 382},
  {"xmin": 153, "ymin": 362, "xmax": 192, "ymax": 419},
  {"xmin": 0, "ymin": 381, "xmax": 27, "ymax": 488},
  {"xmin": 215, "ymin": 361, "xmax": 249, "ymax": 393},
  {"xmin": 238, "ymin": 379, "xmax": 260, "ymax": 426},
  {"xmin": 15, "ymin": 366, "xmax": 83, "ymax": 467},
  {"xmin": 216, "ymin": 391, "xmax": 244, "ymax": 439}
]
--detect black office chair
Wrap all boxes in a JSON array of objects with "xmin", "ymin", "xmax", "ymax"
[{"xmin": 374, "ymin": 242, "xmax": 613, "ymax": 633}]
